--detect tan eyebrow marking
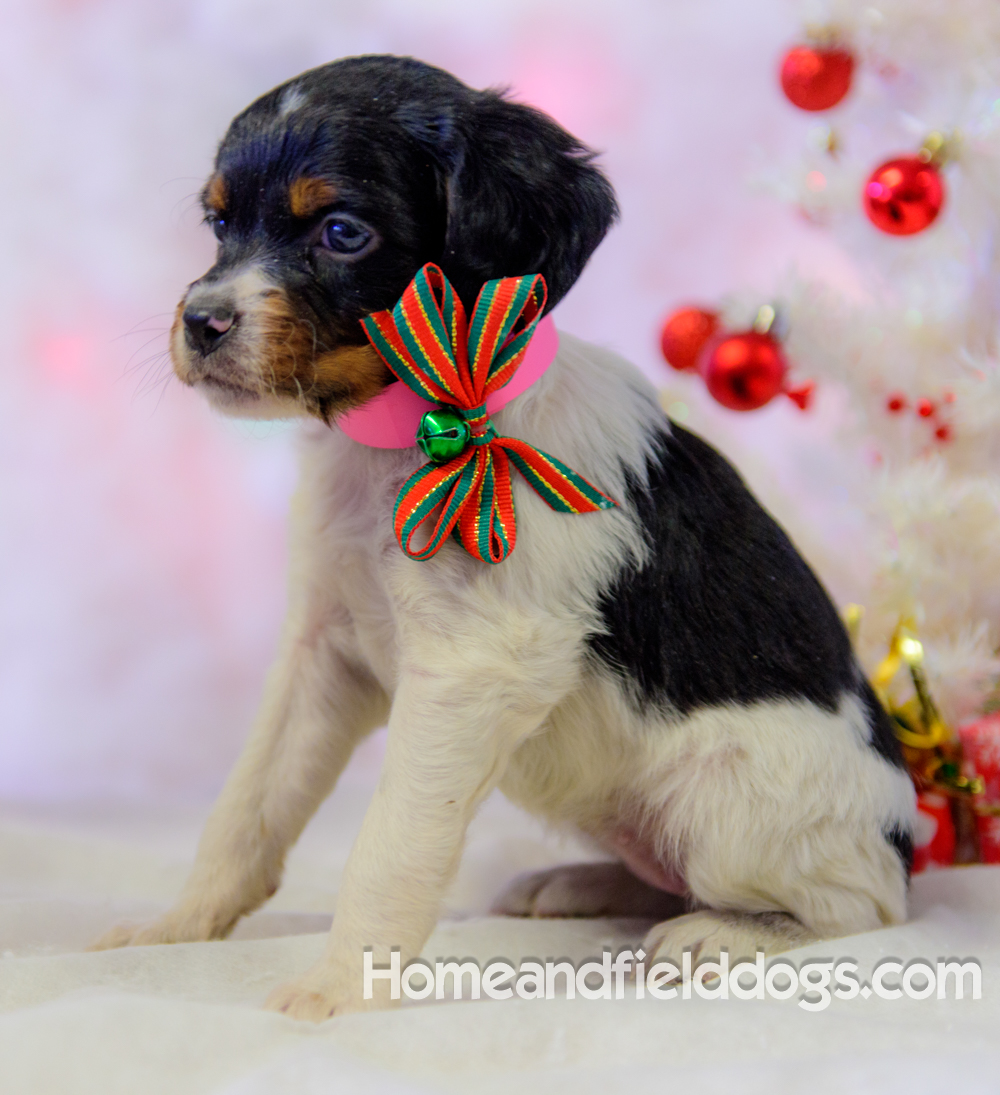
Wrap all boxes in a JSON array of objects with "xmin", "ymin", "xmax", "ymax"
[
  {"xmin": 205, "ymin": 172, "xmax": 227, "ymax": 214},
  {"xmin": 289, "ymin": 177, "xmax": 339, "ymax": 218}
]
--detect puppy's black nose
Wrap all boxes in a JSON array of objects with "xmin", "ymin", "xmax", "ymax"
[{"xmin": 183, "ymin": 304, "xmax": 236, "ymax": 356}]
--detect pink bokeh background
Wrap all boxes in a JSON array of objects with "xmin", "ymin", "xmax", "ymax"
[{"xmin": 0, "ymin": 0, "xmax": 863, "ymax": 802}]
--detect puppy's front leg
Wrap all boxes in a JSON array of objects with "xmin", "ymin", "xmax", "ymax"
[
  {"xmin": 265, "ymin": 650, "xmax": 568, "ymax": 1021},
  {"xmin": 91, "ymin": 611, "xmax": 388, "ymax": 949}
]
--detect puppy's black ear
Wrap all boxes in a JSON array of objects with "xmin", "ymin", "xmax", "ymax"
[{"xmin": 398, "ymin": 91, "xmax": 618, "ymax": 311}]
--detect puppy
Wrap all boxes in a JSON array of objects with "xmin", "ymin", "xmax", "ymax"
[{"xmin": 93, "ymin": 55, "xmax": 916, "ymax": 1019}]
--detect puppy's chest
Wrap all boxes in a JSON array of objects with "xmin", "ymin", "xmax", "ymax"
[
  {"xmin": 322, "ymin": 518, "xmax": 403, "ymax": 695},
  {"xmin": 308, "ymin": 433, "xmax": 482, "ymax": 695}
]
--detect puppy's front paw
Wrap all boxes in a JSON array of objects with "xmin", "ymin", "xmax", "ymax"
[
  {"xmin": 88, "ymin": 921, "xmax": 141, "ymax": 951},
  {"xmin": 88, "ymin": 907, "xmax": 237, "ymax": 951},
  {"xmin": 264, "ymin": 968, "xmax": 382, "ymax": 1022}
]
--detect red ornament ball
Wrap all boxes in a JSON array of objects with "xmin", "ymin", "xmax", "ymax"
[
  {"xmin": 701, "ymin": 331, "xmax": 787, "ymax": 411},
  {"xmin": 660, "ymin": 307, "xmax": 719, "ymax": 372},
  {"xmin": 780, "ymin": 45, "xmax": 854, "ymax": 111},
  {"xmin": 864, "ymin": 157, "xmax": 944, "ymax": 236}
]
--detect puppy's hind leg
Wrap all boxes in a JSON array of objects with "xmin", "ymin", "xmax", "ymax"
[
  {"xmin": 643, "ymin": 909, "xmax": 816, "ymax": 968},
  {"xmin": 640, "ymin": 703, "xmax": 914, "ymax": 967},
  {"xmin": 493, "ymin": 861, "xmax": 687, "ymax": 921},
  {"xmin": 91, "ymin": 614, "xmax": 388, "ymax": 950}
]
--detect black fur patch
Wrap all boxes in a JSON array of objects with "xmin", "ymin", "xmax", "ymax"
[
  {"xmin": 398, "ymin": 88, "xmax": 619, "ymax": 313},
  {"xmin": 856, "ymin": 676, "xmax": 911, "ymax": 769},
  {"xmin": 884, "ymin": 824, "xmax": 915, "ymax": 877},
  {"xmin": 588, "ymin": 422, "xmax": 906, "ymax": 769}
]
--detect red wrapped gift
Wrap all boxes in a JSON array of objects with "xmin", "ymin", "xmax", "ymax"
[
  {"xmin": 958, "ymin": 713, "xmax": 1000, "ymax": 864},
  {"xmin": 959, "ymin": 713, "xmax": 1000, "ymax": 800},
  {"xmin": 912, "ymin": 790, "xmax": 956, "ymax": 872},
  {"xmin": 975, "ymin": 811, "xmax": 1000, "ymax": 863}
]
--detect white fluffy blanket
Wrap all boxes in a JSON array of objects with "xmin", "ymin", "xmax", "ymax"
[{"xmin": 2, "ymin": 787, "xmax": 998, "ymax": 1095}]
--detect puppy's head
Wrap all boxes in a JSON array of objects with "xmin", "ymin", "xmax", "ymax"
[{"xmin": 171, "ymin": 55, "xmax": 618, "ymax": 421}]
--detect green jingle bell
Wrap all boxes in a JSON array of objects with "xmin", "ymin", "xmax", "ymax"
[{"xmin": 416, "ymin": 407, "xmax": 471, "ymax": 463}]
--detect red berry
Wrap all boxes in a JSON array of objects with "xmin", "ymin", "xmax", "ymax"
[
  {"xmin": 916, "ymin": 398, "xmax": 936, "ymax": 418},
  {"xmin": 785, "ymin": 382, "xmax": 815, "ymax": 411},
  {"xmin": 886, "ymin": 394, "xmax": 907, "ymax": 413},
  {"xmin": 935, "ymin": 425, "xmax": 952, "ymax": 442}
]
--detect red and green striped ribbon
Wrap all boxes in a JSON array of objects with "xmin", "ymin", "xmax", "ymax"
[{"xmin": 360, "ymin": 263, "xmax": 617, "ymax": 563}]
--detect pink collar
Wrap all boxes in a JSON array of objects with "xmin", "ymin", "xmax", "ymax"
[{"xmin": 338, "ymin": 315, "xmax": 559, "ymax": 449}]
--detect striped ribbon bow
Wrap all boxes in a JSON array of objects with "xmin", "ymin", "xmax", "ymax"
[{"xmin": 360, "ymin": 263, "xmax": 617, "ymax": 564}]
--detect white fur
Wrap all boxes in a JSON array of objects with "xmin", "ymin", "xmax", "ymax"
[
  {"xmin": 277, "ymin": 84, "xmax": 307, "ymax": 118},
  {"xmin": 92, "ymin": 333, "xmax": 915, "ymax": 1019}
]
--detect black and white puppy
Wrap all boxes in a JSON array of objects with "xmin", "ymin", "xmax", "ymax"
[{"xmin": 94, "ymin": 55, "xmax": 915, "ymax": 1020}]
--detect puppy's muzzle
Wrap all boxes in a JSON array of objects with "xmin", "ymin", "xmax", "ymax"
[{"xmin": 183, "ymin": 296, "xmax": 237, "ymax": 357}]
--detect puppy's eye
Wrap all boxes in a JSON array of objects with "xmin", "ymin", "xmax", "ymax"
[
  {"xmin": 211, "ymin": 217, "xmax": 227, "ymax": 241},
  {"xmin": 319, "ymin": 216, "xmax": 373, "ymax": 255}
]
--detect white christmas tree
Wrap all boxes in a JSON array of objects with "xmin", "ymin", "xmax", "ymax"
[{"xmin": 703, "ymin": 0, "xmax": 1000, "ymax": 726}]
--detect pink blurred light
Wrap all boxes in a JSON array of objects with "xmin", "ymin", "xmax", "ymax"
[
  {"xmin": 38, "ymin": 333, "xmax": 92, "ymax": 385},
  {"xmin": 509, "ymin": 34, "xmax": 632, "ymax": 137},
  {"xmin": 805, "ymin": 170, "xmax": 826, "ymax": 191}
]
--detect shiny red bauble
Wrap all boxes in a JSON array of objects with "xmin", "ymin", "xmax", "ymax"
[
  {"xmin": 660, "ymin": 307, "xmax": 719, "ymax": 372},
  {"xmin": 864, "ymin": 157, "xmax": 945, "ymax": 235},
  {"xmin": 701, "ymin": 331, "xmax": 788, "ymax": 411},
  {"xmin": 780, "ymin": 45, "xmax": 854, "ymax": 111}
]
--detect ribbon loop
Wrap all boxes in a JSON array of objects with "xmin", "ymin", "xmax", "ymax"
[{"xmin": 361, "ymin": 264, "xmax": 617, "ymax": 563}]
